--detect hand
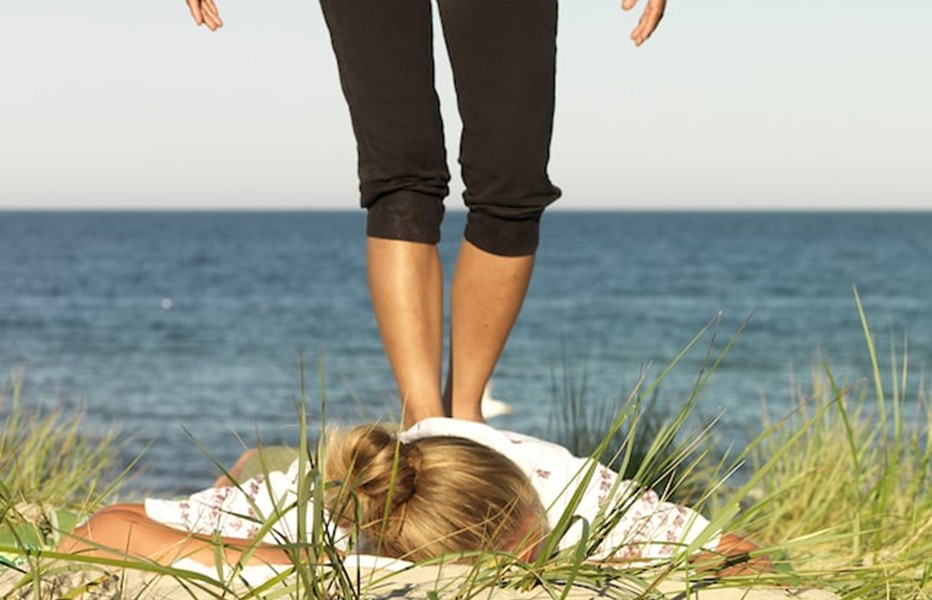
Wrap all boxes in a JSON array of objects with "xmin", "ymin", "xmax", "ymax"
[
  {"xmin": 691, "ymin": 534, "xmax": 774, "ymax": 578},
  {"xmin": 621, "ymin": 0, "xmax": 666, "ymax": 46},
  {"xmin": 186, "ymin": 0, "xmax": 223, "ymax": 32}
]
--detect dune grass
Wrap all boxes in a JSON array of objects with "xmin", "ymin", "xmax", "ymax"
[
  {"xmin": 1, "ymin": 370, "xmax": 124, "ymax": 516},
  {"xmin": 1, "ymin": 297, "xmax": 930, "ymax": 599},
  {"xmin": 1, "ymin": 372, "xmax": 127, "ymax": 598},
  {"xmin": 724, "ymin": 292, "xmax": 932, "ymax": 598}
]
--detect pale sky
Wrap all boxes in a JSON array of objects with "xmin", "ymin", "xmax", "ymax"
[{"xmin": 1, "ymin": 0, "xmax": 930, "ymax": 210}]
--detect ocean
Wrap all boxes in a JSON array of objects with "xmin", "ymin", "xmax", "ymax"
[{"xmin": 1, "ymin": 211, "xmax": 930, "ymax": 495}]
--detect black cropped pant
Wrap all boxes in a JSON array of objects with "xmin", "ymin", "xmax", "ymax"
[{"xmin": 319, "ymin": 0, "xmax": 561, "ymax": 256}]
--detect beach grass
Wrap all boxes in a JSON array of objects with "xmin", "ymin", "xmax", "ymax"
[
  {"xmin": 720, "ymin": 291, "xmax": 932, "ymax": 598},
  {"xmin": 1, "ymin": 370, "xmax": 125, "ymax": 515},
  {"xmin": 1, "ymin": 297, "xmax": 931, "ymax": 598}
]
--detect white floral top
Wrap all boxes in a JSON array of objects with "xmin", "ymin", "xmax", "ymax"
[
  {"xmin": 145, "ymin": 418, "xmax": 716, "ymax": 561},
  {"xmin": 145, "ymin": 459, "xmax": 329, "ymax": 546}
]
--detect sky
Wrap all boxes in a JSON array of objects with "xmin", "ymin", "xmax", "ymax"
[{"xmin": 1, "ymin": 0, "xmax": 930, "ymax": 210}]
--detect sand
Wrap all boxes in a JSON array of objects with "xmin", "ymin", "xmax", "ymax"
[{"xmin": 1, "ymin": 560, "xmax": 839, "ymax": 599}]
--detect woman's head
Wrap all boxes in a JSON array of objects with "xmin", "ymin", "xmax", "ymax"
[{"xmin": 324, "ymin": 424, "xmax": 544, "ymax": 561}]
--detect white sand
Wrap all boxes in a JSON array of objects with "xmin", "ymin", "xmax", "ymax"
[{"xmin": 1, "ymin": 561, "xmax": 839, "ymax": 599}]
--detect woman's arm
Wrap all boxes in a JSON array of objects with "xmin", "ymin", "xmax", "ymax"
[
  {"xmin": 57, "ymin": 504, "xmax": 296, "ymax": 567},
  {"xmin": 186, "ymin": 0, "xmax": 223, "ymax": 31}
]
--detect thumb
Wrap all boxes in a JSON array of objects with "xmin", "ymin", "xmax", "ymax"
[{"xmin": 621, "ymin": 0, "xmax": 638, "ymax": 11}]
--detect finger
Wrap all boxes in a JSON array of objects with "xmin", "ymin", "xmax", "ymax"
[
  {"xmin": 204, "ymin": 13, "xmax": 223, "ymax": 31},
  {"xmin": 186, "ymin": 0, "xmax": 204, "ymax": 25},
  {"xmin": 200, "ymin": 0, "xmax": 223, "ymax": 29},
  {"xmin": 631, "ymin": 0, "xmax": 665, "ymax": 46},
  {"xmin": 200, "ymin": 0, "xmax": 221, "ymax": 20},
  {"xmin": 620, "ymin": 0, "xmax": 638, "ymax": 11}
]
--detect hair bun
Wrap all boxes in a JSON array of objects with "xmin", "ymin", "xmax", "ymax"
[
  {"xmin": 394, "ymin": 442, "xmax": 422, "ymax": 503},
  {"xmin": 325, "ymin": 424, "xmax": 420, "ymax": 529}
]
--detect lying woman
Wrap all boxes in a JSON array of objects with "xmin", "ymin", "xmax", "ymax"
[{"xmin": 58, "ymin": 419, "xmax": 765, "ymax": 575}]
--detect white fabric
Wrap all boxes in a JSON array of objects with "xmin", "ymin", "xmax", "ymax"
[
  {"xmin": 145, "ymin": 460, "xmax": 346, "ymax": 549},
  {"xmin": 146, "ymin": 418, "xmax": 716, "ymax": 568}
]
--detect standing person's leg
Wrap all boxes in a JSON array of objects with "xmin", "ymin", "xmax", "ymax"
[
  {"xmin": 438, "ymin": 0, "xmax": 561, "ymax": 421},
  {"xmin": 444, "ymin": 243, "xmax": 534, "ymax": 422},
  {"xmin": 319, "ymin": 0, "xmax": 450, "ymax": 426},
  {"xmin": 366, "ymin": 237, "xmax": 444, "ymax": 426}
]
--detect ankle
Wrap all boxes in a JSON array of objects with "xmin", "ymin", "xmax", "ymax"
[
  {"xmin": 402, "ymin": 404, "xmax": 445, "ymax": 428},
  {"xmin": 451, "ymin": 407, "xmax": 485, "ymax": 424}
]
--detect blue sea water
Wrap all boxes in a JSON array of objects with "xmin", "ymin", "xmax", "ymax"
[{"xmin": 1, "ymin": 211, "xmax": 930, "ymax": 495}]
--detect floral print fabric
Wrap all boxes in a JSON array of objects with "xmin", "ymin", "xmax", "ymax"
[
  {"xmin": 146, "ymin": 419, "xmax": 715, "ymax": 561},
  {"xmin": 145, "ymin": 460, "xmax": 324, "ymax": 545}
]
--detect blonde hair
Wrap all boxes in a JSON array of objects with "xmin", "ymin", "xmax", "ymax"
[{"xmin": 324, "ymin": 424, "xmax": 544, "ymax": 561}]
